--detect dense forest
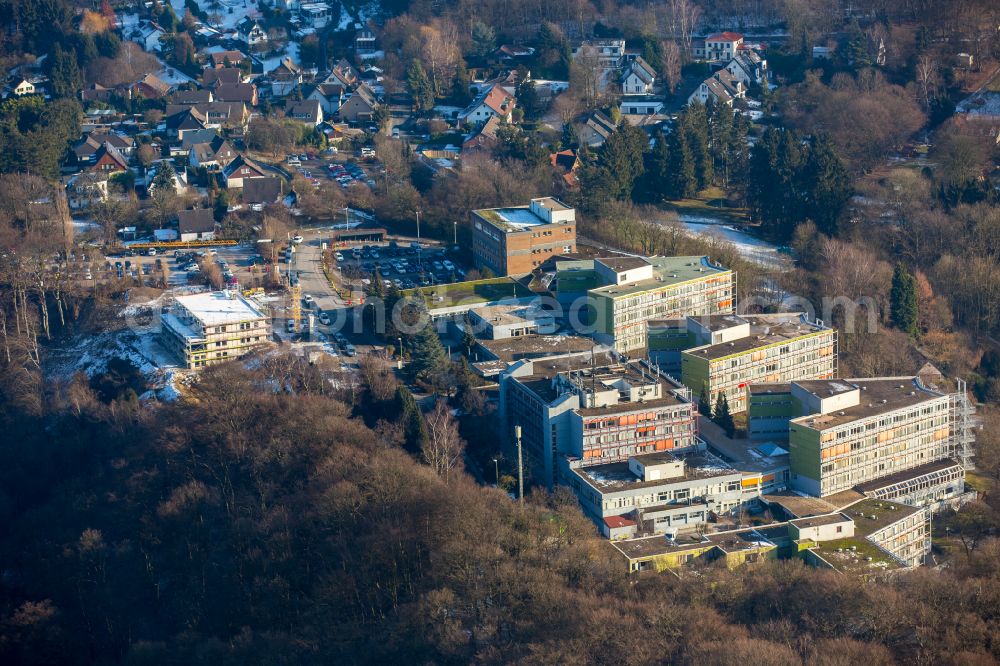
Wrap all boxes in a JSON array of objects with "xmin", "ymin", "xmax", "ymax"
[{"xmin": 1, "ymin": 360, "xmax": 1000, "ymax": 665}]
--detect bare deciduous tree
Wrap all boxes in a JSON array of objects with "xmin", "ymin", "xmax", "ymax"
[{"xmin": 423, "ymin": 399, "xmax": 465, "ymax": 483}]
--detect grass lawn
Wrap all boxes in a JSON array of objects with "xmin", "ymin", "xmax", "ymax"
[
  {"xmin": 663, "ymin": 186, "xmax": 750, "ymax": 224},
  {"xmin": 405, "ymin": 277, "xmax": 531, "ymax": 308},
  {"xmin": 964, "ymin": 470, "xmax": 992, "ymax": 493}
]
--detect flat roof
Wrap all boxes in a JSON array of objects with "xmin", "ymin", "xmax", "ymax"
[
  {"xmin": 790, "ymin": 377, "xmax": 944, "ymax": 431},
  {"xmin": 587, "ymin": 256, "xmax": 730, "ymax": 298},
  {"xmin": 532, "ymin": 196, "xmax": 571, "ymax": 212},
  {"xmin": 173, "ymin": 291, "xmax": 266, "ymax": 325},
  {"xmin": 790, "ymin": 513, "xmax": 852, "ymax": 529},
  {"xmin": 762, "ymin": 492, "xmax": 840, "ymax": 519},
  {"xmin": 476, "ymin": 334, "xmax": 597, "ymax": 363},
  {"xmin": 841, "ymin": 498, "xmax": 921, "ymax": 535},
  {"xmin": 597, "ymin": 256, "xmax": 650, "ymax": 272},
  {"xmin": 612, "ymin": 527, "xmax": 774, "ymax": 560},
  {"xmin": 472, "ymin": 303, "xmax": 549, "ymax": 327},
  {"xmin": 572, "ymin": 452, "xmax": 738, "ymax": 493},
  {"xmin": 809, "ymin": 537, "xmax": 902, "ymax": 574},
  {"xmin": 683, "ymin": 314, "xmax": 829, "ymax": 361},
  {"xmin": 688, "ymin": 313, "xmax": 747, "ymax": 331}
]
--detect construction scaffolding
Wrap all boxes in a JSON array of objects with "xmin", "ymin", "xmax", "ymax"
[{"xmin": 950, "ymin": 378, "xmax": 976, "ymax": 471}]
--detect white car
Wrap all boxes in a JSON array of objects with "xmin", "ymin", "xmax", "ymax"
[
  {"xmin": 334, "ymin": 252, "xmax": 344, "ymax": 262},
  {"xmin": 287, "ymin": 319, "xmax": 296, "ymax": 332},
  {"xmin": 250, "ymin": 203, "xmax": 264, "ymax": 212},
  {"xmin": 303, "ymin": 294, "xmax": 314, "ymax": 303},
  {"xmin": 319, "ymin": 312, "xmax": 330, "ymax": 325},
  {"xmin": 292, "ymin": 235, "xmax": 304, "ymax": 244}
]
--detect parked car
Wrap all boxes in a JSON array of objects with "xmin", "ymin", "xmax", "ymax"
[
  {"xmin": 287, "ymin": 319, "xmax": 296, "ymax": 332},
  {"xmin": 303, "ymin": 293, "xmax": 314, "ymax": 303},
  {"xmin": 319, "ymin": 312, "xmax": 330, "ymax": 325},
  {"xmin": 292, "ymin": 235, "xmax": 304, "ymax": 244}
]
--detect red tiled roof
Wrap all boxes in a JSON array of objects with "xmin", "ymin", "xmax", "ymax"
[
  {"xmin": 706, "ymin": 32, "xmax": 744, "ymax": 42},
  {"xmin": 604, "ymin": 516, "xmax": 637, "ymax": 529}
]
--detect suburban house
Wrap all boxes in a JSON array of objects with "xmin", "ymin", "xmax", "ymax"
[
  {"xmin": 180, "ymin": 128, "xmax": 221, "ymax": 150},
  {"xmin": 177, "ymin": 208, "xmax": 217, "ymax": 242},
  {"xmin": 287, "ymin": 99, "xmax": 323, "ymax": 125},
  {"xmin": 338, "ymin": 84, "xmax": 378, "ymax": 124},
  {"xmin": 695, "ymin": 32, "xmax": 744, "ymax": 62},
  {"xmin": 74, "ymin": 132, "xmax": 135, "ymax": 165},
  {"xmin": 203, "ymin": 67, "xmax": 244, "ymax": 88},
  {"xmin": 236, "ymin": 18, "xmax": 268, "ymax": 47},
  {"xmin": 66, "ymin": 173, "xmax": 109, "ymax": 210},
  {"xmin": 242, "ymin": 176, "xmax": 284, "ymax": 207},
  {"xmin": 208, "ymin": 50, "xmax": 249, "ymax": 69},
  {"xmin": 300, "ymin": 2, "xmax": 334, "ymax": 28},
  {"xmin": 91, "ymin": 143, "xmax": 130, "ymax": 175},
  {"xmin": 13, "ymin": 79, "xmax": 34, "ymax": 96},
  {"xmin": 725, "ymin": 51, "xmax": 767, "ymax": 87},
  {"xmin": 132, "ymin": 73, "xmax": 172, "ymax": 99},
  {"xmin": 213, "ymin": 82, "xmax": 258, "ymax": 106},
  {"xmin": 622, "ymin": 56, "xmax": 656, "ymax": 95},
  {"xmin": 620, "ymin": 97, "xmax": 664, "ymax": 116},
  {"xmin": 188, "ymin": 136, "xmax": 237, "ymax": 170},
  {"xmin": 306, "ymin": 82, "xmax": 347, "ymax": 116},
  {"xmin": 146, "ymin": 163, "xmax": 188, "ymax": 194},
  {"xmin": 165, "ymin": 102, "xmax": 251, "ymax": 134},
  {"xmin": 462, "ymin": 114, "xmax": 504, "ymax": 153},
  {"xmin": 171, "ymin": 89, "xmax": 214, "ymax": 105},
  {"xmin": 222, "ymin": 155, "xmax": 269, "ymax": 188},
  {"xmin": 268, "ymin": 58, "xmax": 303, "ymax": 97},
  {"xmin": 355, "ymin": 28, "xmax": 377, "ymax": 54},
  {"xmin": 459, "ymin": 85, "xmax": 516, "ymax": 126},
  {"xmin": 131, "ymin": 20, "xmax": 165, "ymax": 52},
  {"xmin": 688, "ymin": 70, "xmax": 746, "ymax": 107},
  {"xmin": 166, "ymin": 107, "xmax": 209, "ymax": 139},
  {"xmin": 576, "ymin": 110, "xmax": 616, "ymax": 148},
  {"xmin": 572, "ymin": 39, "xmax": 626, "ymax": 68}
]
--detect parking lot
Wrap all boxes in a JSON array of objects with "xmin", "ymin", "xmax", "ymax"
[
  {"xmin": 99, "ymin": 245, "xmax": 261, "ymax": 288},
  {"xmin": 332, "ymin": 241, "xmax": 466, "ymax": 291},
  {"xmin": 286, "ymin": 149, "xmax": 380, "ymax": 190}
]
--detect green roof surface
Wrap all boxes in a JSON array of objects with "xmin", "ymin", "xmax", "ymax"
[{"xmin": 589, "ymin": 256, "xmax": 730, "ymax": 299}]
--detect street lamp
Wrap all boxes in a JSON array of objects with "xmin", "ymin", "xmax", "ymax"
[
  {"xmin": 515, "ymin": 425, "xmax": 524, "ymax": 504},
  {"xmin": 453, "ymin": 219, "xmax": 457, "ymax": 246},
  {"xmin": 492, "ymin": 457, "xmax": 499, "ymax": 487},
  {"xmin": 397, "ymin": 336, "xmax": 403, "ymax": 370}
]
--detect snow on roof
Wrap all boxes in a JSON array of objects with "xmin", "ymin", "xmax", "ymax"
[{"xmin": 174, "ymin": 291, "xmax": 266, "ymax": 325}]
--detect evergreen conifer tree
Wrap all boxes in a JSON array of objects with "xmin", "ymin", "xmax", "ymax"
[{"xmin": 890, "ymin": 263, "xmax": 919, "ymax": 337}]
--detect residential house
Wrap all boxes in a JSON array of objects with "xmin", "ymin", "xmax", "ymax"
[
  {"xmin": 688, "ymin": 70, "xmax": 746, "ymax": 107},
  {"xmin": 338, "ymin": 83, "xmax": 378, "ymax": 124},
  {"xmin": 188, "ymin": 136, "xmax": 237, "ymax": 170},
  {"xmin": 66, "ymin": 173, "xmax": 109, "ymax": 210},
  {"xmin": 299, "ymin": 2, "xmax": 333, "ymax": 28},
  {"xmin": 725, "ymin": 51, "xmax": 767, "ymax": 87},
  {"xmin": 13, "ymin": 79, "xmax": 34, "ymax": 96},
  {"xmin": 330, "ymin": 59, "xmax": 359, "ymax": 86},
  {"xmin": 131, "ymin": 20, "xmax": 166, "ymax": 52},
  {"xmin": 576, "ymin": 110, "xmax": 616, "ymax": 148},
  {"xmin": 620, "ymin": 97, "xmax": 664, "ymax": 116},
  {"xmin": 208, "ymin": 50, "xmax": 249, "ymax": 69},
  {"xmin": 133, "ymin": 73, "xmax": 172, "ymax": 99},
  {"xmin": 550, "ymin": 149, "xmax": 581, "ymax": 188},
  {"xmin": 572, "ymin": 39, "xmax": 626, "ymax": 67},
  {"xmin": 459, "ymin": 85, "xmax": 516, "ymax": 126},
  {"xmin": 167, "ymin": 102, "xmax": 250, "ymax": 134},
  {"xmin": 268, "ymin": 58, "xmax": 303, "ymax": 97},
  {"xmin": 306, "ymin": 82, "xmax": 347, "ymax": 116},
  {"xmin": 242, "ymin": 177, "xmax": 284, "ymax": 207},
  {"xmin": 622, "ymin": 56, "xmax": 656, "ymax": 95},
  {"xmin": 355, "ymin": 28, "xmax": 377, "ymax": 54},
  {"xmin": 696, "ymin": 32, "xmax": 744, "ymax": 62},
  {"xmin": 223, "ymin": 154, "xmax": 269, "ymax": 188},
  {"xmin": 166, "ymin": 107, "xmax": 209, "ymax": 139},
  {"xmin": 286, "ymin": 99, "xmax": 323, "ymax": 125},
  {"xmin": 462, "ymin": 114, "xmax": 503, "ymax": 153},
  {"xmin": 171, "ymin": 88, "xmax": 214, "ymax": 105},
  {"xmin": 91, "ymin": 143, "xmax": 130, "ymax": 175},
  {"xmin": 80, "ymin": 83, "xmax": 112, "ymax": 103},
  {"xmin": 146, "ymin": 163, "xmax": 188, "ymax": 194},
  {"xmin": 177, "ymin": 208, "xmax": 217, "ymax": 242},
  {"xmin": 180, "ymin": 128, "xmax": 222, "ymax": 150},
  {"xmin": 160, "ymin": 292, "xmax": 271, "ymax": 369},
  {"xmin": 74, "ymin": 132, "xmax": 135, "ymax": 165},
  {"xmin": 496, "ymin": 45, "xmax": 536, "ymax": 61},
  {"xmin": 213, "ymin": 82, "xmax": 258, "ymax": 106},
  {"xmin": 236, "ymin": 18, "xmax": 268, "ymax": 48},
  {"xmin": 203, "ymin": 67, "xmax": 244, "ymax": 88}
]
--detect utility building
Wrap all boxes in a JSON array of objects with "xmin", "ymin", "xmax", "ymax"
[{"xmin": 471, "ymin": 197, "xmax": 577, "ymax": 276}]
